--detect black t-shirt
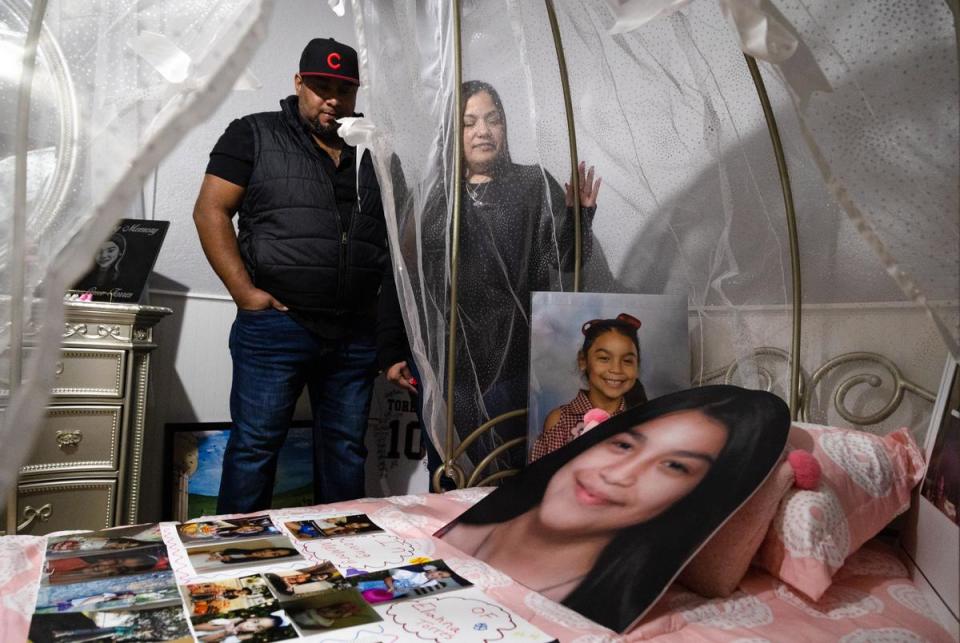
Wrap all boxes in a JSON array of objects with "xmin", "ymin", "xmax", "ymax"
[
  {"xmin": 206, "ymin": 118, "xmax": 254, "ymax": 186},
  {"xmin": 206, "ymin": 118, "xmax": 358, "ymax": 234}
]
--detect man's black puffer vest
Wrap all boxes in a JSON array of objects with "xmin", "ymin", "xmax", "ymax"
[{"xmin": 237, "ymin": 96, "xmax": 386, "ymax": 322}]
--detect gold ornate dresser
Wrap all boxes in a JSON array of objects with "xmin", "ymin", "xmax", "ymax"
[{"xmin": 10, "ymin": 301, "xmax": 171, "ymax": 535}]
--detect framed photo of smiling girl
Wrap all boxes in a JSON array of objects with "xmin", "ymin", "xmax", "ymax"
[
  {"xmin": 526, "ymin": 291, "xmax": 689, "ymax": 462},
  {"xmin": 436, "ymin": 385, "xmax": 791, "ymax": 633}
]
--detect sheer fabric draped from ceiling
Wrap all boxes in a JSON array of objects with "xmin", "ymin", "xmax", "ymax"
[
  {"xmin": 0, "ymin": 0, "xmax": 272, "ymax": 499},
  {"xmin": 354, "ymin": 0, "xmax": 958, "ymax": 478}
]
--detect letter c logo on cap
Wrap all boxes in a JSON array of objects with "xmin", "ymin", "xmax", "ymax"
[{"xmin": 327, "ymin": 52, "xmax": 341, "ymax": 70}]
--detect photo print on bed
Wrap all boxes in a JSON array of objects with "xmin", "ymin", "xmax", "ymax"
[
  {"xmin": 437, "ymin": 385, "xmax": 791, "ymax": 633},
  {"xmin": 29, "ymin": 605, "xmax": 192, "ymax": 643},
  {"xmin": 265, "ymin": 562, "xmax": 350, "ymax": 598},
  {"xmin": 188, "ymin": 602, "xmax": 299, "ymax": 642},
  {"xmin": 177, "ymin": 514, "xmax": 280, "ymax": 544},
  {"xmin": 281, "ymin": 588, "xmax": 383, "ymax": 636},
  {"xmin": 181, "ymin": 574, "xmax": 279, "ymax": 618},
  {"xmin": 31, "ymin": 527, "xmax": 188, "ymax": 642},
  {"xmin": 45, "ymin": 523, "xmax": 165, "ymax": 557},
  {"xmin": 185, "ymin": 536, "xmax": 306, "ymax": 575},
  {"xmin": 183, "ymin": 580, "xmax": 380, "ymax": 640},
  {"xmin": 34, "ymin": 570, "xmax": 181, "ymax": 614},
  {"xmin": 285, "ymin": 513, "xmax": 383, "ymax": 539},
  {"xmin": 345, "ymin": 560, "xmax": 472, "ymax": 605},
  {"xmin": 41, "ymin": 543, "xmax": 171, "ymax": 586}
]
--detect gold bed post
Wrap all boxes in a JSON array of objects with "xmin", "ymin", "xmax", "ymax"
[
  {"xmin": 744, "ymin": 54, "xmax": 803, "ymax": 419},
  {"xmin": 439, "ymin": 0, "xmax": 466, "ymax": 491},
  {"xmin": 544, "ymin": 0, "xmax": 583, "ymax": 292},
  {"xmin": 436, "ymin": 0, "xmax": 586, "ymax": 490}
]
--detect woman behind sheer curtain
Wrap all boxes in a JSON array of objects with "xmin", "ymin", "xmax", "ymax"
[{"xmin": 379, "ymin": 80, "xmax": 603, "ymax": 481}]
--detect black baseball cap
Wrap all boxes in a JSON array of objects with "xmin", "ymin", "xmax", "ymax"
[{"xmin": 299, "ymin": 38, "xmax": 359, "ymax": 85}]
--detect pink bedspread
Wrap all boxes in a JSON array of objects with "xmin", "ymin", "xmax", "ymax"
[{"xmin": 1, "ymin": 490, "xmax": 953, "ymax": 642}]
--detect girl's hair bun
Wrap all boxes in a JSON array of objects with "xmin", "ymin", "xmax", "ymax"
[
  {"xmin": 616, "ymin": 313, "xmax": 642, "ymax": 329},
  {"xmin": 581, "ymin": 314, "xmax": 642, "ymax": 336}
]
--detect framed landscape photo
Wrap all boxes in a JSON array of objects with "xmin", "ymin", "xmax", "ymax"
[
  {"xmin": 70, "ymin": 218, "xmax": 169, "ymax": 303},
  {"xmin": 165, "ymin": 421, "xmax": 314, "ymax": 521}
]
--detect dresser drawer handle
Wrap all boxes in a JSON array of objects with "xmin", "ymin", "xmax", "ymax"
[
  {"xmin": 18, "ymin": 503, "xmax": 52, "ymax": 531},
  {"xmin": 56, "ymin": 431, "xmax": 83, "ymax": 449},
  {"xmin": 54, "ymin": 361, "xmax": 64, "ymax": 377}
]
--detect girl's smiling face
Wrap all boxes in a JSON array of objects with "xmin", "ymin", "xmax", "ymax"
[
  {"xmin": 579, "ymin": 330, "xmax": 638, "ymax": 403},
  {"xmin": 537, "ymin": 410, "xmax": 728, "ymax": 537},
  {"xmin": 95, "ymin": 241, "xmax": 120, "ymax": 267}
]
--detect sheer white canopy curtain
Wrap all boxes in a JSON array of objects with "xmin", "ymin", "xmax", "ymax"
[
  {"xmin": 351, "ymin": 0, "xmax": 958, "ymax": 484},
  {"xmin": 1, "ymin": 0, "xmax": 273, "ymax": 516}
]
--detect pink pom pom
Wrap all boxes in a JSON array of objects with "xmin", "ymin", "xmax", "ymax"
[
  {"xmin": 582, "ymin": 409, "xmax": 611, "ymax": 432},
  {"xmin": 787, "ymin": 449, "xmax": 821, "ymax": 490}
]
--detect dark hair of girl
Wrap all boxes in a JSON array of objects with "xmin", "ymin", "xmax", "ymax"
[
  {"xmin": 461, "ymin": 80, "xmax": 512, "ymax": 170},
  {"xmin": 106, "ymin": 233, "xmax": 126, "ymax": 276},
  {"xmin": 446, "ymin": 385, "xmax": 789, "ymax": 632},
  {"xmin": 580, "ymin": 313, "xmax": 647, "ymax": 408}
]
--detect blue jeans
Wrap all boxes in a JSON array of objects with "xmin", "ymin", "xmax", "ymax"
[{"xmin": 217, "ymin": 309, "xmax": 377, "ymax": 513}]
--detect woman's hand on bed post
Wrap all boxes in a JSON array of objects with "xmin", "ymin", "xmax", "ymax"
[{"xmin": 565, "ymin": 161, "xmax": 602, "ymax": 208}]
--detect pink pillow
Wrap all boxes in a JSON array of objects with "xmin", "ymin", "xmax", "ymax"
[
  {"xmin": 679, "ymin": 458, "xmax": 796, "ymax": 597},
  {"xmin": 754, "ymin": 422, "xmax": 925, "ymax": 601}
]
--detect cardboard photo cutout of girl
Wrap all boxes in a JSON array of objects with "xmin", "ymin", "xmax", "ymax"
[{"xmin": 437, "ymin": 384, "xmax": 790, "ymax": 633}]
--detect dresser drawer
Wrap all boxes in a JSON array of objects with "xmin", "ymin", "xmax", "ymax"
[
  {"xmin": 51, "ymin": 348, "xmax": 126, "ymax": 399},
  {"xmin": 21, "ymin": 406, "xmax": 122, "ymax": 476},
  {"xmin": 16, "ymin": 479, "xmax": 116, "ymax": 535}
]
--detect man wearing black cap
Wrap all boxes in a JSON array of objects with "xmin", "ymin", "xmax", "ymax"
[{"xmin": 193, "ymin": 38, "xmax": 386, "ymax": 513}]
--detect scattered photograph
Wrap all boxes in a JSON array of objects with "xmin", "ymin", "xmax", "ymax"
[
  {"xmin": 182, "ymin": 574, "xmax": 279, "ymax": 618},
  {"xmin": 346, "ymin": 560, "xmax": 471, "ymax": 605},
  {"xmin": 186, "ymin": 536, "xmax": 305, "ymax": 574},
  {"xmin": 189, "ymin": 603, "xmax": 299, "ymax": 642},
  {"xmin": 46, "ymin": 523, "xmax": 164, "ymax": 557},
  {"xmin": 439, "ymin": 385, "xmax": 791, "ymax": 632},
  {"xmin": 178, "ymin": 514, "xmax": 280, "ymax": 544},
  {"xmin": 310, "ymin": 514, "xmax": 382, "ymax": 538},
  {"xmin": 282, "ymin": 588, "xmax": 381, "ymax": 635},
  {"xmin": 34, "ymin": 570, "xmax": 180, "ymax": 614},
  {"xmin": 265, "ymin": 562, "xmax": 348, "ymax": 599},
  {"xmin": 28, "ymin": 605, "xmax": 191, "ymax": 643},
  {"xmin": 284, "ymin": 520, "xmax": 324, "ymax": 541},
  {"xmin": 42, "ymin": 544, "xmax": 170, "ymax": 585}
]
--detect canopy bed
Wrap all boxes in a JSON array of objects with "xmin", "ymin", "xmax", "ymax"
[{"xmin": 0, "ymin": 0, "xmax": 956, "ymax": 640}]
